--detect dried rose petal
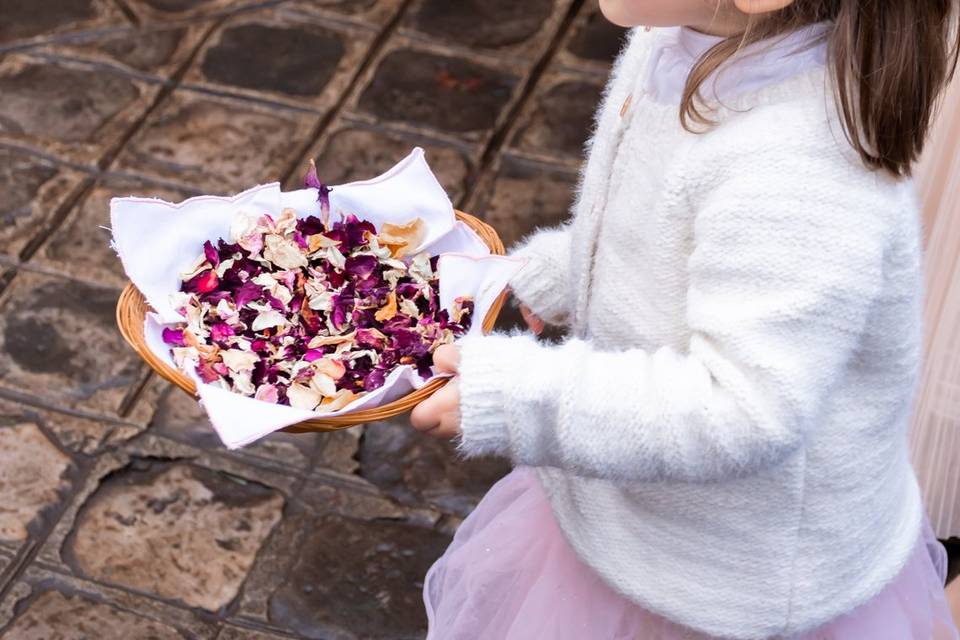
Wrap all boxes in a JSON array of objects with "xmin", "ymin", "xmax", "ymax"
[
  {"xmin": 162, "ymin": 327, "xmax": 187, "ymax": 347},
  {"xmin": 221, "ymin": 349, "xmax": 259, "ymax": 373},
  {"xmin": 252, "ymin": 309, "xmax": 286, "ymax": 331},
  {"xmin": 264, "ymin": 234, "xmax": 308, "ymax": 270},
  {"xmin": 255, "ymin": 383, "xmax": 279, "ymax": 404},
  {"xmin": 184, "ymin": 269, "xmax": 219, "ymax": 294},
  {"xmin": 287, "ymin": 382, "xmax": 322, "ymax": 410},
  {"xmin": 304, "ymin": 159, "xmax": 322, "ymax": 190},
  {"xmin": 196, "ymin": 360, "xmax": 222, "ymax": 383},
  {"xmin": 363, "ymin": 367, "xmax": 387, "ymax": 391},
  {"xmin": 209, "ymin": 322, "xmax": 235, "ymax": 343},
  {"xmin": 303, "ymin": 348, "xmax": 326, "ymax": 362},
  {"xmin": 234, "ymin": 281, "xmax": 262, "ymax": 308},
  {"xmin": 319, "ymin": 388, "xmax": 358, "ymax": 411},
  {"xmin": 375, "ymin": 290, "xmax": 398, "ymax": 322},
  {"xmin": 307, "ymin": 332, "xmax": 355, "ymax": 349},
  {"xmin": 379, "ymin": 218, "xmax": 425, "ymax": 258},
  {"xmin": 345, "ymin": 254, "xmax": 379, "ymax": 280},
  {"xmin": 203, "ymin": 240, "xmax": 220, "ymax": 268},
  {"xmin": 314, "ymin": 357, "xmax": 346, "ymax": 380}
]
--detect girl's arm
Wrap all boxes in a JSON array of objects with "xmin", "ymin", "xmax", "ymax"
[
  {"xmin": 456, "ymin": 152, "xmax": 890, "ymax": 484},
  {"xmin": 506, "ymin": 224, "xmax": 573, "ymax": 326}
]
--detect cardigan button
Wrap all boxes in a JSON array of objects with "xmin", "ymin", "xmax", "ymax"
[{"xmin": 619, "ymin": 94, "xmax": 632, "ymax": 118}]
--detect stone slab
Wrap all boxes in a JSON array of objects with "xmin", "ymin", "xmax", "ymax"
[
  {"xmin": 398, "ymin": 0, "xmax": 574, "ymax": 62},
  {"xmin": 145, "ymin": 376, "xmax": 353, "ymax": 475},
  {"xmin": 280, "ymin": 0, "xmax": 405, "ymax": 28},
  {"xmin": 0, "ymin": 418, "xmax": 74, "ymax": 545},
  {"xmin": 349, "ymin": 38, "xmax": 521, "ymax": 147},
  {"xmin": 30, "ymin": 23, "xmax": 212, "ymax": 81},
  {"xmin": 0, "ymin": 568, "xmax": 219, "ymax": 638},
  {"xmin": 357, "ymin": 416, "xmax": 509, "ymax": 518},
  {"xmin": 467, "ymin": 154, "xmax": 578, "ymax": 249},
  {"xmin": 121, "ymin": 0, "xmax": 260, "ymax": 24},
  {"xmin": 553, "ymin": 0, "xmax": 629, "ymax": 73},
  {"xmin": 61, "ymin": 458, "xmax": 285, "ymax": 611},
  {"xmin": 113, "ymin": 90, "xmax": 318, "ymax": 193},
  {"xmin": 182, "ymin": 10, "xmax": 374, "ymax": 112},
  {"xmin": 0, "ymin": 395, "xmax": 144, "ymax": 458},
  {"xmin": 506, "ymin": 71, "xmax": 605, "ymax": 165},
  {"xmin": 0, "ymin": 148, "xmax": 92, "ymax": 262},
  {"xmin": 0, "ymin": 270, "xmax": 146, "ymax": 419},
  {"xmin": 0, "ymin": 0, "xmax": 131, "ymax": 48},
  {"xmin": 0, "ymin": 55, "xmax": 161, "ymax": 167},
  {"xmin": 234, "ymin": 475, "xmax": 447, "ymax": 639}
]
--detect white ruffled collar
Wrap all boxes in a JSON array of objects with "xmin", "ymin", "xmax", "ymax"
[{"xmin": 642, "ymin": 22, "xmax": 831, "ymax": 105}]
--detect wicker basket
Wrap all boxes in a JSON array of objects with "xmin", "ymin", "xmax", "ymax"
[{"xmin": 116, "ymin": 210, "xmax": 506, "ymax": 433}]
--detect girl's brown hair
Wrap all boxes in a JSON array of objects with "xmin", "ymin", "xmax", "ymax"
[{"xmin": 682, "ymin": 1, "xmax": 960, "ymax": 177}]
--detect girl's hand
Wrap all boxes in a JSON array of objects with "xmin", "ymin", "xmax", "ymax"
[
  {"xmin": 410, "ymin": 344, "xmax": 462, "ymax": 438},
  {"xmin": 504, "ymin": 285, "xmax": 544, "ymax": 334},
  {"xmin": 520, "ymin": 304, "xmax": 544, "ymax": 335}
]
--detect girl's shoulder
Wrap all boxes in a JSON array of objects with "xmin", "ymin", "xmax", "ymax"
[
  {"xmin": 676, "ymin": 79, "xmax": 918, "ymax": 244},
  {"xmin": 685, "ymin": 78, "xmax": 910, "ymax": 197}
]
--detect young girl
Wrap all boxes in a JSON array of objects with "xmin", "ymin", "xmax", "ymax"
[{"xmin": 411, "ymin": 1, "xmax": 960, "ymax": 638}]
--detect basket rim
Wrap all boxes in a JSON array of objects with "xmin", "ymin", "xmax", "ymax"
[{"xmin": 115, "ymin": 209, "xmax": 507, "ymax": 433}]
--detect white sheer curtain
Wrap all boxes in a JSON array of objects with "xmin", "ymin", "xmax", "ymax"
[{"xmin": 910, "ymin": 76, "xmax": 960, "ymax": 540}]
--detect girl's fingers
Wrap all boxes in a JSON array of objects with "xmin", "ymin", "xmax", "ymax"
[
  {"xmin": 520, "ymin": 305, "xmax": 544, "ymax": 335},
  {"xmin": 410, "ymin": 378, "xmax": 460, "ymax": 432},
  {"xmin": 410, "ymin": 393, "xmax": 441, "ymax": 430},
  {"xmin": 433, "ymin": 344, "xmax": 461, "ymax": 373}
]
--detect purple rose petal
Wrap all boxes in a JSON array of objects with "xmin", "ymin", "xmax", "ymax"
[
  {"xmin": 304, "ymin": 159, "xmax": 322, "ymax": 190},
  {"xmin": 203, "ymin": 240, "xmax": 220, "ymax": 268},
  {"xmin": 210, "ymin": 322, "xmax": 235, "ymax": 343},
  {"xmin": 363, "ymin": 367, "xmax": 387, "ymax": 391},
  {"xmin": 162, "ymin": 327, "xmax": 186, "ymax": 346},
  {"xmin": 235, "ymin": 281, "xmax": 263, "ymax": 307},
  {"xmin": 303, "ymin": 349, "xmax": 326, "ymax": 362},
  {"xmin": 183, "ymin": 269, "xmax": 219, "ymax": 294},
  {"xmin": 345, "ymin": 254, "xmax": 379, "ymax": 280}
]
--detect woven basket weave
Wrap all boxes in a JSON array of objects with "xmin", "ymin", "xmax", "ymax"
[{"xmin": 115, "ymin": 210, "xmax": 506, "ymax": 433}]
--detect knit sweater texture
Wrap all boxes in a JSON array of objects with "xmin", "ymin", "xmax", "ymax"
[{"xmin": 455, "ymin": 25, "xmax": 927, "ymax": 640}]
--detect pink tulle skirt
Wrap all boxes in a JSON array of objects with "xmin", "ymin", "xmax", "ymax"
[{"xmin": 424, "ymin": 466, "xmax": 959, "ymax": 640}]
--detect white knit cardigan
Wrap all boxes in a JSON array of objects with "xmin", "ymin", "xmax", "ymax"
[{"xmin": 456, "ymin": 26, "xmax": 927, "ymax": 640}]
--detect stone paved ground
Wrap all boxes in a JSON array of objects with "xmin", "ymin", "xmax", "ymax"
[{"xmin": 0, "ymin": 1, "xmax": 625, "ymax": 637}]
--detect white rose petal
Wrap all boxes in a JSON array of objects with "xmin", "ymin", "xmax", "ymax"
[
  {"xmin": 252, "ymin": 310, "xmax": 287, "ymax": 331},
  {"xmin": 310, "ymin": 372, "xmax": 338, "ymax": 398},
  {"xmin": 308, "ymin": 290, "xmax": 333, "ymax": 312},
  {"xmin": 287, "ymin": 383, "xmax": 322, "ymax": 410},
  {"xmin": 252, "ymin": 272, "xmax": 277, "ymax": 288},
  {"xmin": 220, "ymin": 349, "xmax": 259, "ymax": 373},
  {"xmin": 215, "ymin": 257, "xmax": 236, "ymax": 278},
  {"xmin": 399, "ymin": 298, "xmax": 420, "ymax": 318},
  {"xmin": 171, "ymin": 346, "xmax": 199, "ymax": 368},
  {"xmin": 263, "ymin": 234, "xmax": 307, "ymax": 270},
  {"xmin": 276, "ymin": 208, "xmax": 298, "ymax": 234},
  {"xmin": 179, "ymin": 253, "xmax": 210, "ymax": 280},
  {"xmin": 323, "ymin": 245, "xmax": 347, "ymax": 270},
  {"xmin": 232, "ymin": 370, "xmax": 256, "ymax": 395}
]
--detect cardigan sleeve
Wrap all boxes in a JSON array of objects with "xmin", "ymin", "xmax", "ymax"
[
  {"xmin": 505, "ymin": 224, "xmax": 573, "ymax": 326},
  {"xmin": 455, "ymin": 161, "xmax": 889, "ymax": 483}
]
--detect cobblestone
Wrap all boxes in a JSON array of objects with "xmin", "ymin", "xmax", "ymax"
[
  {"xmin": 0, "ymin": 56, "xmax": 160, "ymax": 167},
  {"xmin": 0, "ymin": 271, "xmax": 146, "ymax": 418},
  {"xmin": 0, "ymin": 148, "xmax": 91, "ymax": 262},
  {"xmin": 63, "ymin": 460, "xmax": 284, "ymax": 611},
  {"xmin": 0, "ymin": 419, "xmax": 73, "ymax": 544}
]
